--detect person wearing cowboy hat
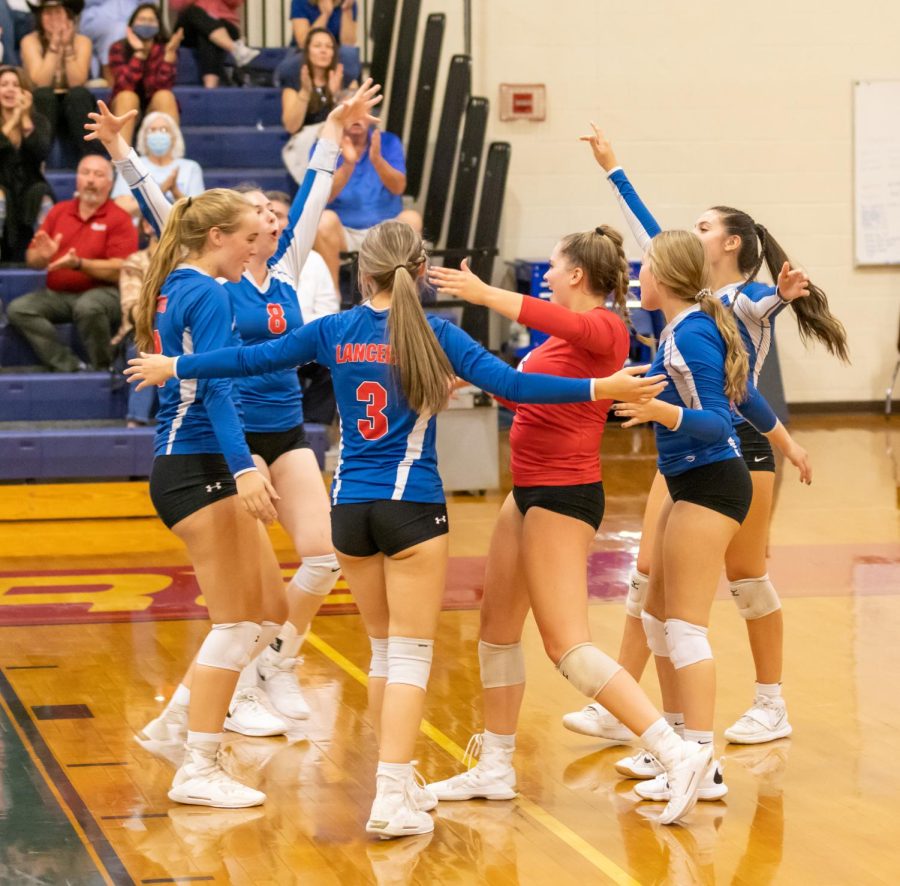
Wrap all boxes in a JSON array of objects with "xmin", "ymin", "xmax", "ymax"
[{"xmin": 19, "ymin": 0, "xmax": 100, "ymax": 159}]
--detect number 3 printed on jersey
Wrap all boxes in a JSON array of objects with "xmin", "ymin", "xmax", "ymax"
[
  {"xmin": 357, "ymin": 381, "xmax": 388, "ymax": 440},
  {"xmin": 266, "ymin": 303, "xmax": 287, "ymax": 334}
]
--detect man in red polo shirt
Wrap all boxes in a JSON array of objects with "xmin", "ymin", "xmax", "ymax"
[{"xmin": 8, "ymin": 154, "xmax": 137, "ymax": 371}]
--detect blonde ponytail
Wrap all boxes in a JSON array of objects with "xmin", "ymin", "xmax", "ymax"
[
  {"xmin": 358, "ymin": 221, "xmax": 456, "ymax": 415},
  {"xmin": 646, "ymin": 230, "xmax": 749, "ymax": 403},
  {"xmin": 136, "ymin": 189, "xmax": 254, "ymax": 353},
  {"xmin": 558, "ymin": 224, "xmax": 630, "ymax": 320}
]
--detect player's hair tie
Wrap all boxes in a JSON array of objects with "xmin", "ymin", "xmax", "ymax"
[
  {"xmin": 393, "ymin": 264, "xmax": 409, "ymax": 274},
  {"xmin": 696, "ymin": 287, "xmax": 712, "ymax": 301},
  {"xmin": 594, "ymin": 226, "xmax": 606, "ymax": 237},
  {"xmin": 185, "ymin": 196, "xmax": 193, "ymax": 209}
]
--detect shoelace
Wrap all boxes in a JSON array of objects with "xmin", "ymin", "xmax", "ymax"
[
  {"xmin": 462, "ymin": 733, "xmax": 483, "ymax": 769},
  {"xmin": 739, "ymin": 696, "xmax": 782, "ymax": 726},
  {"xmin": 272, "ymin": 656, "xmax": 303, "ymax": 672}
]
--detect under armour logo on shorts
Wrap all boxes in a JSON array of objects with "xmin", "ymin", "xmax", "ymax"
[
  {"xmin": 206, "ymin": 482, "xmax": 222, "ymax": 493},
  {"xmin": 434, "ymin": 515, "xmax": 447, "ymax": 525}
]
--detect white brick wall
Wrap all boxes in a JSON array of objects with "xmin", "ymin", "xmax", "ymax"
[{"xmin": 471, "ymin": 0, "xmax": 900, "ymax": 404}]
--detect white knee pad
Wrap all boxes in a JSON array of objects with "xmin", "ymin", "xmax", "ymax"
[
  {"xmin": 291, "ymin": 553, "xmax": 342, "ymax": 597},
  {"xmin": 386, "ymin": 636, "xmax": 433, "ymax": 690},
  {"xmin": 478, "ymin": 640, "xmax": 526, "ymax": 689},
  {"xmin": 557, "ymin": 643, "xmax": 622, "ymax": 698},
  {"xmin": 641, "ymin": 611, "xmax": 668, "ymax": 657},
  {"xmin": 665, "ymin": 619, "xmax": 712, "ymax": 670},
  {"xmin": 730, "ymin": 574, "xmax": 781, "ymax": 620},
  {"xmin": 369, "ymin": 636, "xmax": 389, "ymax": 679},
  {"xmin": 625, "ymin": 570, "xmax": 649, "ymax": 618},
  {"xmin": 196, "ymin": 621, "xmax": 261, "ymax": 672}
]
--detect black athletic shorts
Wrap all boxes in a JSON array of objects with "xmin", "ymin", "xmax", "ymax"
[
  {"xmin": 149, "ymin": 453, "xmax": 236, "ymax": 529},
  {"xmin": 331, "ymin": 500, "xmax": 449, "ymax": 557},
  {"xmin": 512, "ymin": 482, "xmax": 605, "ymax": 531},
  {"xmin": 736, "ymin": 421, "xmax": 775, "ymax": 472},
  {"xmin": 244, "ymin": 423, "xmax": 310, "ymax": 467},
  {"xmin": 664, "ymin": 457, "xmax": 753, "ymax": 524}
]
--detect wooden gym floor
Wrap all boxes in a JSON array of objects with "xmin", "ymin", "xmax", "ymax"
[{"xmin": 0, "ymin": 414, "xmax": 898, "ymax": 885}]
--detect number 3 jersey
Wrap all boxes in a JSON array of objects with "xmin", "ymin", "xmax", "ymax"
[{"xmin": 175, "ymin": 303, "xmax": 596, "ymax": 505}]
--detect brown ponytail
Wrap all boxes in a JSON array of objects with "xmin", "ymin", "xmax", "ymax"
[
  {"xmin": 136, "ymin": 189, "xmax": 254, "ymax": 353},
  {"xmin": 357, "ymin": 221, "xmax": 456, "ymax": 416},
  {"xmin": 712, "ymin": 206, "xmax": 849, "ymax": 362},
  {"xmin": 558, "ymin": 224, "xmax": 630, "ymax": 319},
  {"xmin": 646, "ymin": 230, "xmax": 749, "ymax": 402}
]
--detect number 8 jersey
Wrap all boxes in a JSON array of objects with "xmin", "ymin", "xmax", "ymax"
[{"xmin": 175, "ymin": 302, "xmax": 596, "ymax": 506}]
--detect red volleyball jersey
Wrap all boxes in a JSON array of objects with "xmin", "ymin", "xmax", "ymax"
[{"xmin": 507, "ymin": 296, "xmax": 629, "ymax": 487}]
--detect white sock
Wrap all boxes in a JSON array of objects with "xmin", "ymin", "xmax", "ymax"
[
  {"xmin": 376, "ymin": 761, "xmax": 412, "ymax": 781},
  {"xmin": 483, "ymin": 729, "xmax": 515, "ymax": 751},
  {"xmin": 756, "ymin": 682, "xmax": 782, "ymax": 700},
  {"xmin": 186, "ymin": 730, "xmax": 222, "ymax": 748},
  {"xmin": 235, "ymin": 661, "xmax": 257, "ymax": 690},
  {"xmin": 171, "ymin": 683, "xmax": 190, "ymax": 708},
  {"xmin": 640, "ymin": 717, "xmax": 684, "ymax": 770},
  {"xmin": 269, "ymin": 621, "xmax": 305, "ymax": 661},
  {"xmin": 683, "ymin": 728, "xmax": 714, "ymax": 746},
  {"xmin": 664, "ymin": 711, "xmax": 684, "ymax": 737}
]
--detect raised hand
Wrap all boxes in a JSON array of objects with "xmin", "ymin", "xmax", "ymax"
[
  {"xmin": 164, "ymin": 27, "xmax": 184, "ymax": 62},
  {"xmin": 299, "ymin": 63, "xmax": 313, "ymax": 95},
  {"xmin": 328, "ymin": 62, "xmax": 344, "ymax": 95},
  {"xmin": 31, "ymin": 230, "xmax": 63, "ymax": 263},
  {"xmin": 342, "ymin": 0, "xmax": 355, "ymax": 9},
  {"xmin": 579, "ymin": 122, "xmax": 618, "ymax": 172},
  {"xmin": 777, "ymin": 261, "xmax": 810, "ymax": 302},
  {"xmin": 160, "ymin": 166, "xmax": 178, "ymax": 196},
  {"xmin": 340, "ymin": 134, "xmax": 358, "ymax": 165},
  {"xmin": 47, "ymin": 247, "xmax": 80, "ymax": 272},
  {"xmin": 125, "ymin": 352, "xmax": 175, "ymax": 390},
  {"xmin": 319, "ymin": 0, "xmax": 335, "ymax": 15},
  {"xmin": 326, "ymin": 77, "xmax": 382, "ymax": 130},
  {"xmin": 84, "ymin": 99, "xmax": 137, "ymax": 161},
  {"xmin": 126, "ymin": 26, "xmax": 145, "ymax": 53},
  {"xmin": 428, "ymin": 259, "xmax": 489, "ymax": 304}
]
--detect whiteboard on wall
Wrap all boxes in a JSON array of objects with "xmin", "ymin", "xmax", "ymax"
[{"xmin": 854, "ymin": 80, "xmax": 900, "ymax": 265}]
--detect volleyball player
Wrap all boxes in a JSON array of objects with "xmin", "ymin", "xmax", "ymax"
[
  {"xmin": 87, "ymin": 84, "xmax": 381, "ymax": 735},
  {"xmin": 126, "ymin": 221, "xmax": 709, "ymax": 834},
  {"xmin": 565, "ymin": 125, "xmax": 846, "ymax": 753}
]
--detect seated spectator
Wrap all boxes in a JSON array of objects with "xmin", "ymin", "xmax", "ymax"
[
  {"xmin": 280, "ymin": 27, "xmax": 343, "ymax": 184},
  {"xmin": 111, "ymin": 111, "xmax": 203, "ymax": 217},
  {"xmin": 0, "ymin": 0, "xmax": 35, "ymax": 66},
  {"xmin": 113, "ymin": 215, "xmax": 157, "ymax": 424},
  {"xmin": 8, "ymin": 152, "xmax": 136, "ymax": 370},
  {"xmin": 274, "ymin": 0, "xmax": 357, "ymax": 89},
  {"xmin": 0, "ymin": 64, "xmax": 53, "ymax": 263},
  {"xmin": 79, "ymin": 0, "xmax": 138, "ymax": 83},
  {"xmin": 313, "ymin": 119, "xmax": 421, "ymax": 287},
  {"xmin": 107, "ymin": 3, "xmax": 180, "ymax": 144},
  {"xmin": 20, "ymin": 0, "xmax": 99, "ymax": 159},
  {"xmin": 171, "ymin": 0, "xmax": 258, "ymax": 89}
]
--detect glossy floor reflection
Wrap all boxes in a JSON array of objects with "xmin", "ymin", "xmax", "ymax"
[{"xmin": 0, "ymin": 415, "xmax": 897, "ymax": 884}]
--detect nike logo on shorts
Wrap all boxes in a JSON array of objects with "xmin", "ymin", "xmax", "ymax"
[{"xmin": 753, "ymin": 456, "xmax": 769, "ymax": 462}]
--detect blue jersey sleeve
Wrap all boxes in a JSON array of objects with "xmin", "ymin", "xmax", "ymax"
[
  {"xmin": 732, "ymin": 287, "xmax": 789, "ymax": 327},
  {"xmin": 184, "ymin": 290, "xmax": 255, "ymax": 475},
  {"xmin": 270, "ymin": 138, "xmax": 340, "ymax": 286},
  {"xmin": 435, "ymin": 321, "xmax": 593, "ymax": 404},
  {"xmin": 176, "ymin": 318, "xmax": 324, "ymax": 379},
  {"xmin": 675, "ymin": 405, "xmax": 735, "ymax": 442},
  {"xmin": 607, "ymin": 167, "xmax": 661, "ymax": 250},
  {"xmin": 112, "ymin": 149, "xmax": 172, "ymax": 237},
  {"xmin": 734, "ymin": 377, "xmax": 778, "ymax": 434}
]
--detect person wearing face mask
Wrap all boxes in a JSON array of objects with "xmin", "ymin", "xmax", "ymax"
[
  {"xmin": 7, "ymin": 151, "xmax": 136, "ymax": 370},
  {"xmin": 111, "ymin": 110, "xmax": 203, "ymax": 218},
  {"xmin": 107, "ymin": 3, "xmax": 180, "ymax": 145}
]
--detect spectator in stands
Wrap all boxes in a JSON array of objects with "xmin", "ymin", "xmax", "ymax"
[
  {"xmin": 274, "ymin": 0, "xmax": 356, "ymax": 89},
  {"xmin": 280, "ymin": 27, "xmax": 342, "ymax": 184},
  {"xmin": 0, "ymin": 64, "xmax": 53, "ymax": 263},
  {"xmin": 107, "ymin": 4, "xmax": 180, "ymax": 145},
  {"xmin": 172, "ymin": 0, "xmax": 258, "ymax": 89},
  {"xmin": 7, "ymin": 152, "xmax": 136, "ymax": 370},
  {"xmin": 113, "ymin": 215, "xmax": 157, "ymax": 424},
  {"xmin": 0, "ymin": 0, "xmax": 34, "ymax": 66},
  {"xmin": 79, "ymin": 0, "xmax": 139, "ymax": 83},
  {"xmin": 313, "ymin": 118, "xmax": 420, "ymax": 287},
  {"xmin": 20, "ymin": 0, "xmax": 99, "ymax": 159},
  {"xmin": 111, "ymin": 111, "xmax": 203, "ymax": 217}
]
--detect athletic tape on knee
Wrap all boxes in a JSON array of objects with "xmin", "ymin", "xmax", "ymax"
[
  {"xmin": 386, "ymin": 636, "xmax": 433, "ymax": 690},
  {"xmin": 291, "ymin": 553, "xmax": 341, "ymax": 597},
  {"xmin": 730, "ymin": 574, "xmax": 781, "ymax": 620},
  {"xmin": 478, "ymin": 640, "xmax": 526, "ymax": 689},
  {"xmin": 665, "ymin": 619, "xmax": 712, "ymax": 670},
  {"xmin": 557, "ymin": 643, "xmax": 622, "ymax": 699},
  {"xmin": 196, "ymin": 621, "xmax": 260, "ymax": 672},
  {"xmin": 625, "ymin": 570, "xmax": 649, "ymax": 618},
  {"xmin": 641, "ymin": 611, "xmax": 668, "ymax": 657},
  {"xmin": 369, "ymin": 636, "xmax": 389, "ymax": 679}
]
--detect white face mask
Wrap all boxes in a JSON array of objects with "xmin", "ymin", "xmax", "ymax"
[{"xmin": 146, "ymin": 131, "xmax": 172, "ymax": 157}]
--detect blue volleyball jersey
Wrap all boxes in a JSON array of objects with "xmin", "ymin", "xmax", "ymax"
[
  {"xmin": 651, "ymin": 305, "xmax": 742, "ymax": 477},
  {"xmin": 113, "ymin": 140, "xmax": 341, "ymax": 433},
  {"xmin": 174, "ymin": 304, "xmax": 595, "ymax": 504},
  {"xmin": 152, "ymin": 266, "xmax": 255, "ymax": 476},
  {"xmin": 607, "ymin": 166, "xmax": 781, "ymax": 434}
]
